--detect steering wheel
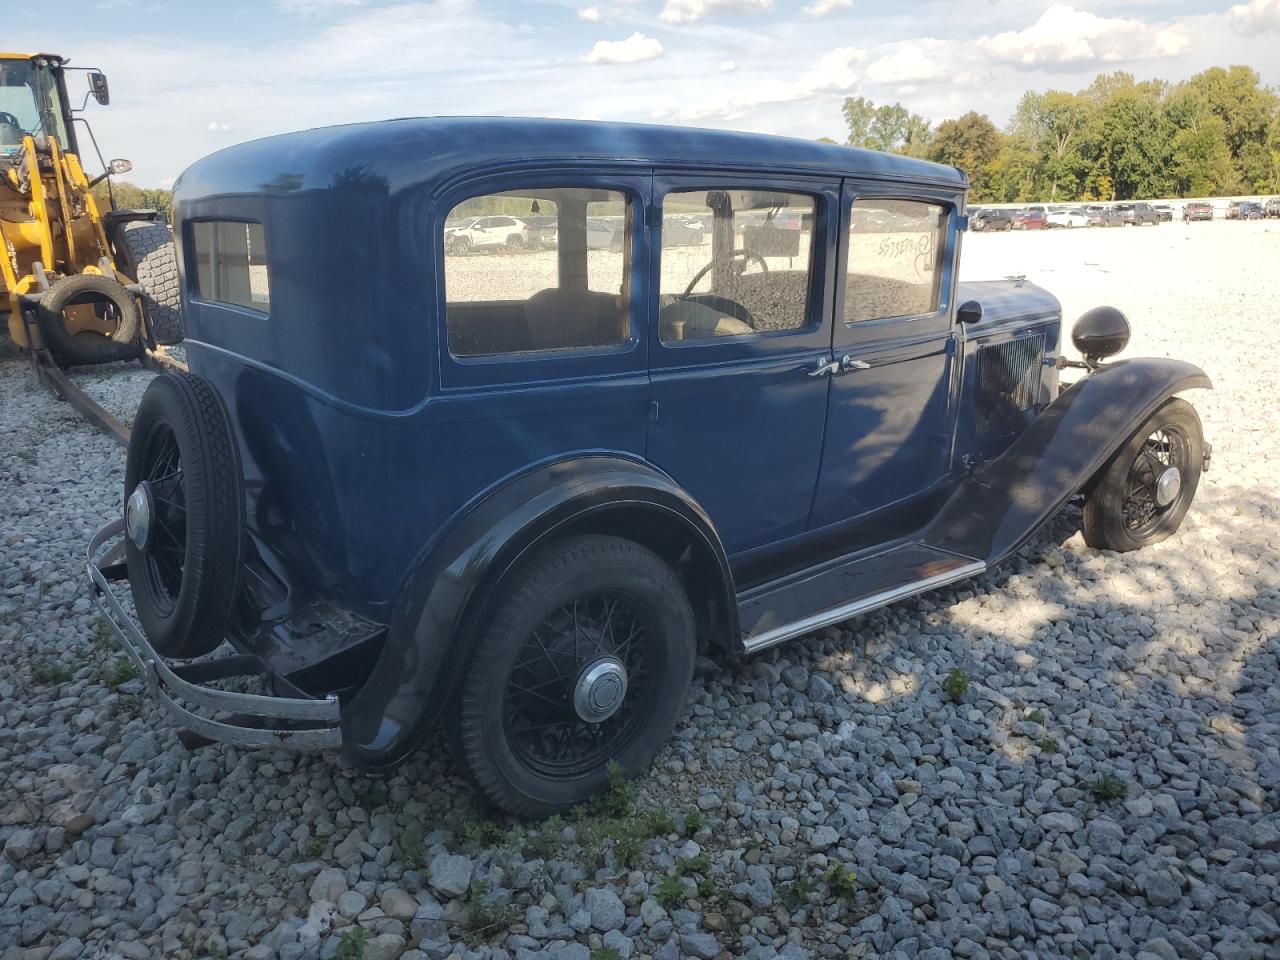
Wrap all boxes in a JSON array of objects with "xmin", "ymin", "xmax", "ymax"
[
  {"xmin": 682, "ymin": 249, "xmax": 769, "ymax": 297},
  {"xmin": 0, "ymin": 112, "xmax": 22, "ymax": 129}
]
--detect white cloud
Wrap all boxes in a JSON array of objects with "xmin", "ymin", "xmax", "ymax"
[
  {"xmin": 659, "ymin": 0, "xmax": 772, "ymax": 26},
  {"xmin": 982, "ymin": 4, "xmax": 1189, "ymax": 67},
  {"xmin": 586, "ymin": 32, "xmax": 664, "ymax": 64},
  {"xmin": 1229, "ymin": 0, "xmax": 1280, "ymax": 35},
  {"xmin": 802, "ymin": 0, "xmax": 851, "ymax": 17},
  {"xmin": 577, "ymin": 6, "xmax": 601, "ymax": 21},
  {"xmin": 274, "ymin": 0, "xmax": 367, "ymax": 14},
  {"xmin": 719, "ymin": 60, "xmax": 738, "ymax": 72},
  {"xmin": 668, "ymin": 45, "xmax": 863, "ymax": 122},
  {"xmin": 206, "ymin": 121, "xmax": 231, "ymax": 131},
  {"xmin": 865, "ymin": 38, "xmax": 958, "ymax": 85}
]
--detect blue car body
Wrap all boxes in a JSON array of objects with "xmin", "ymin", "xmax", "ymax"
[{"xmin": 154, "ymin": 117, "xmax": 1208, "ymax": 768}]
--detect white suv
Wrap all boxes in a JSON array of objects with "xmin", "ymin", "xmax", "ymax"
[{"xmin": 445, "ymin": 215, "xmax": 528, "ymax": 254}]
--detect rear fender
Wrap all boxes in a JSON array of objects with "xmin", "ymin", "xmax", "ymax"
[
  {"xmin": 925, "ymin": 358, "xmax": 1211, "ymax": 566},
  {"xmin": 340, "ymin": 455, "xmax": 735, "ymax": 771}
]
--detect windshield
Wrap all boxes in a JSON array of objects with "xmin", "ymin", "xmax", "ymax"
[{"xmin": 0, "ymin": 58, "xmax": 71, "ymax": 155}]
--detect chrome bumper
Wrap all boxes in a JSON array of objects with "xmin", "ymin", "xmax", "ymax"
[{"xmin": 87, "ymin": 519, "xmax": 342, "ymax": 751}]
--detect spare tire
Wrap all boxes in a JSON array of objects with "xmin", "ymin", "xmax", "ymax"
[
  {"xmin": 124, "ymin": 373, "xmax": 244, "ymax": 659},
  {"xmin": 117, "ymin": 221, "xmax": 184, "ymax": 345},
  {"xmin": 35, "ymin": 274, "xmax": 140, "ymax": 367}
]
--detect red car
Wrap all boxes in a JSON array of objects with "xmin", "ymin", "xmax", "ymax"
[{"xmin": 1013, "ymin": 208, "xmax": 1047, "ymax": 230}]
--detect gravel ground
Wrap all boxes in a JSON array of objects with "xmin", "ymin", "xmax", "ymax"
[{"xmin": 1, "ymin": 221, "xmax": 1277, "ymax": 960}]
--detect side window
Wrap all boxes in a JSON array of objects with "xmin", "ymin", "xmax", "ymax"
[
  {"xmin": 845, "ymin": 199, "xmax": 946, "ymax": 324},
  {"xmin": 443, "ymin": 187, "xmax": 631, "ymax": 358},
  {"xmin": 659, "ymin": 189, "xmax": 815, "ymax": 342},
  {"xmin": 191, "ymin": 220, "xmax": 270, "ymax": 312}
]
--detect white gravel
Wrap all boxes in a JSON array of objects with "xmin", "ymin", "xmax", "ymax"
[{"xmin": 1, "ymin": 220, "xmax": 1278, "ymax": 960}]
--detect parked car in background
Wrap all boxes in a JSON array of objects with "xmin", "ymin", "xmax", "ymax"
[
  {"xmin": 1085, "ymin": 205, "xmax": 1124, "ymax": 228},
  {"xmin": 1046, "ymin": 208, "xmax": 1089, "ymax": 229},
  {"xmin": 1183, "ymin": 202, "xmax": 1213, "ymax": 222},
  {"xmin": 445, "ymin": 214, "xmax": 528, "ymax": 253},
  {"xmin": 1266, "ymin": 198, "xmax": 1280, "ymax": 218},
  {"xmin": 1238, "ymin": 201, "xmax": 1264, "ymax": 220},
  {"xmin": 1012, "ymin": 208, "xmax": 1047, "ymax": 230},
  {"xmin": 971, "ymin": 208, "xmax": 1013, "ymax": 231},
  {"xmin": 1116, "ymin": 202, "xmax": 1160, "ymax": 226},
  {"xmin": 1153, "ymin": 204, "xmax": 1173, "ymax": 222}
]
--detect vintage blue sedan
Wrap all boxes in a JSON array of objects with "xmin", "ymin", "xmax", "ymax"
[{"xmin": 88, "ymin": 118, "xmax": 1210, "ymax": 816}]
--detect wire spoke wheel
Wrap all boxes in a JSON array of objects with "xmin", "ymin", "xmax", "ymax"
[
  {"xmin": 1120, "ymin": 426, "xmax": 1188, "ymax": 538},
  {"xmin": 503, "ymin": 591, "xmax": 654, "ymax": 778},
  {"xmin": 138, "ymin": 421, "xmax": 189, "ymax": 613}
]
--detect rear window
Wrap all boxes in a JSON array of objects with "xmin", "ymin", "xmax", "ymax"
[
  {"xmin": 443, "ymin": 187, "xmax": 631, "ymax": 357},
  {"xmin": 191, "ymin": 220, "xmax": 270, "ymax": 313}
]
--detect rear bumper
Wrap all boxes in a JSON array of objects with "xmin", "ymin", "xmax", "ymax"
[{"xmin": 87, "ymin": 519, "xmax": 343, "ymax": 751}]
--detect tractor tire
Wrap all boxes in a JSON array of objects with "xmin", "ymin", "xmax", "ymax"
[
  {"xmin": 35, "ymin": 274, "xmax": 140, "ymax": 367},
  {"xmin": 118, "ymin": 221, "xmax": 184, "ymax": 345}
]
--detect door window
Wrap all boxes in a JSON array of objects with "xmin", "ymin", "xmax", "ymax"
[
  {"xmin": 190, "ymin": 220, "xmax": 270, "ymax": 313},
  {"xmin": 443, "ymin": 187, "xmax": 631, "ymax": 357},
  {"xmin": 845, "ymin": 199, "xmax": 946, "ymax": 323},
  {"xmin": 659, "ymin": 189, "xmax": 816, "ymax": 342}
]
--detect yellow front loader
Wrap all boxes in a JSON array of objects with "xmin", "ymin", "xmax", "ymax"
[{"xmin": 1, "ymin": 52, "xmax": 182, "ymax": 371}]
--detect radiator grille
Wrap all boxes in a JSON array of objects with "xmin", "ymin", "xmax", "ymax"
[{"xmin": 974, "ymin": 333, "xmax": 1046, "ymax": 437}]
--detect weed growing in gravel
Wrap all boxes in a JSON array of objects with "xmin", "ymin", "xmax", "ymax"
[
  {"xmin": 684, "ymin": 808, "xmax": 704, "ymax": 833},
  {"xmin": 655, "ymin": 873, "xmax": 685, "ymax": 910},
  {"xmin": 92, "ymin": 616, "xmax": 115, "ymax": 651},
  {"xmin": 823, "ymin": 862, "xmax": 859, "ymax": 899},
  {"xmin": 1090, "ymin": 771, "xmax": 1129, "ymax": 802},
  {"xmin": 305, "ymin": 835, "xmax": 326, "ymax": 859},
  {"xmin": 942, "ymin": 668, "xmax": 970, "ymax": 701},
  {"xmin": 394, "ymin": 820, "xmax": 426, "ymax": 867},
  {"xmin": 1037, "ymin": 738, "xmax": 1061, "ymax": 754},
  {"xmin": 31, "ymin": 659, "xmax": 72, "ymax": 685},
  {"xmin": 333, "ymin": 926, "xmax": 370, "ymax": 960},
  {"xmin": 459, "ymin": 879, "xmax": 520, "ymax": 944},
  {"xmin": 106, "ymin": 657, "xmax": 138, "ymax": 688},
  {"xmin": 592, "ymin": 949, "xmax": 623, "ymax": 960},
  {"xmin": 461, "ymin": 816, "xmax": 511, "ymax": 849},
  {"xmin": 16, "ymin": 447, "xmax": 36, "ymax": 464},
  {"xmin": 780, "ymin": 875, "xmax": 814, "ymax": 912},
  {"xmin": 357, "ymin": 782, "xmax": 390, "ymax": 812},
  {"xmin": 1026, "ymin": 709, "xmax": 1046, "ymax": 725}
]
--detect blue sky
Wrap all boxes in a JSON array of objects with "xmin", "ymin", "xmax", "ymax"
[{"xmin": 13, "ymin": 0, "xmax": 1280, "ymax": 186}]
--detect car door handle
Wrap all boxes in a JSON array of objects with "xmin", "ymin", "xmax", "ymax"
[
  {"xmin": 808, "ymin": 357, "xmax": 840, "ymax": 377},
  {"xmin": 839, "ymin": 355, "xmax": 871, "ymax": 372}
]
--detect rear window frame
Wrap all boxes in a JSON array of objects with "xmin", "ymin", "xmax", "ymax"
[
  {"xmin": 185, "ymin": 217, "xmax": 272, "ymax": 317},
  {"xmin": 432, "ymin": 168, "xmax": 650, "ymax": 392}
]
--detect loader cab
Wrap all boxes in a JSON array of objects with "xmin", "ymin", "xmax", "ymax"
[{"xmin": 0, "ymin": 54, "xmax": 78, "ymax": 156}]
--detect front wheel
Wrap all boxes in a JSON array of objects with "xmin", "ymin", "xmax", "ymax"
[
  {"xmin": 1082, "ymin": 398, "xmax": 1203, "ymax": 552},
  {"xmin": 452, "ymin": 535, "xmax": 696, "ymax": 818}
]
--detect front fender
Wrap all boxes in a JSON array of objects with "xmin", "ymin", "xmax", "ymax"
[
  {"xmin": 925, "ymin": 358, "xmax": 1211, "ymax": 566},
  {"xmin": 339, "ymin": 454, "xmax": 734, "ymax": 771}
]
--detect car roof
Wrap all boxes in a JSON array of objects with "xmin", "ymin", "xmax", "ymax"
[{"xmin": 174, "ymin": 116, "xmax": 968, "ymax": 202}]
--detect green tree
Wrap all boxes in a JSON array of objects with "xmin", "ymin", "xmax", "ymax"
[
  {"xmin": 928, "ymin": 112, "xmax": 1003, "ymax": 200},
  {"xmin": 1185, "ymin": 65, "xmax": 1280, "ymax": 190},
  {"xmin": 842, "ymin": 96, "xmax": 933, "ymax": 156}
]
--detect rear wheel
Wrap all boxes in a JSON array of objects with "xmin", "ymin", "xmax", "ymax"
[
  {"xmin": 124, "ymin": 374, "xmax": 244, "ymax": 658},
  {"xmin": 117, "ymin": 221, "xmax": 184, "ymax": 345},
  {"xmin": 1082, "ymin": 398, "xmax": 1203, "ymax": 552},
  {"xmin": 452, "ymin": 535, "xmax": 696, "ymax": 818}
]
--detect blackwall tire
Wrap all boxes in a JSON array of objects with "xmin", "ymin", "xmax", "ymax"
[
  {"xmin": 35, "ymin": 274, "xmax": 140, "ymax": 367},
  {"xmin": 124, "ymin": 374, "xmax": 244, "ymax": 658},
  {"xmin": 1082, "ymin": 398, "xmax": 1203, "ymax": 553},
  {"xmin": 451, "ymin": 535, "xmax": 696, "ymax": 818},
  {"xmin": 118, "ymin": 221, "xmax": 185, "ymax": 345}
]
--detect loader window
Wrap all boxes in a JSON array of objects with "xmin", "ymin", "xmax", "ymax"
[
  {"xmin": 443, "ymin": 187, "xmax": 631, "ymax": 357},
  {"xmin": 191, "ymin": 220, "xmax": 271, "ymax": 313}
]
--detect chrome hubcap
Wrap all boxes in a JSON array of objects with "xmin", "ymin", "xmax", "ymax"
[
  {"xmin": 1155, "ymin": 466, "xmax": 1182, "ymax": 508},
  {"xmin": 126, "ymin": 482, "xmax": 153, "ymax": 549},
  {"xmin": 572, "ymin": 657, "xmax": 628, "ymax": 724}
]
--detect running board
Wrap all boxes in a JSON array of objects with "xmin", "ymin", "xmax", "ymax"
[{"xmin": 738, "ymin": 542, "xmax": 984, "ymax": 654}]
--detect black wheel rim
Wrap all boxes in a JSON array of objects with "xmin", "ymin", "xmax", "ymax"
[
  {"xmin": 138, "ymin": 420, "xmax": 188, "ymax": 613},
  {"xmin": 1121, "ymin": 426, "xmax": 1189, "ymax": 539},
  {"xmin": 503, "ymin": 591, "xmax": 656, "ymax": 778}
]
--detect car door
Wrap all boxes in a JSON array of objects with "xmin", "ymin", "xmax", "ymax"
[
  {"xmin": 646, "ymin": 176, "xmax": 838, "ymax": 555},
  {"xmin": 809, "ymin": 186, "xmax": 960, "ymax": 532}
]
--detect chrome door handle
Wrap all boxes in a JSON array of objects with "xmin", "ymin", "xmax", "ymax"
[
  {"xmin": 840, "ymin": 355, "xmax": 871, "ymax": 372},
  {"xmin": 808, "ymin": 357, "xmax": 840, "ymax": 377}
]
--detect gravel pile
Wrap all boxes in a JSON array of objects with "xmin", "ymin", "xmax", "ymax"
[{"xmin": 1, "ymin": 223, "xmax": 1277, "ymax": 960}]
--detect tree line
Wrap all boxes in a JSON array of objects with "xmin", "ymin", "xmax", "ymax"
[
  {"xmin": 835, "ymin": 66, "xmax": 1280, "ymax": 203},
  {"xmin": 90, "ymin": 180, "xmax": 173, "ymax": 222}
]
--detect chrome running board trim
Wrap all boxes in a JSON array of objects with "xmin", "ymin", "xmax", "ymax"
[{"xmin": 742, "ymin": 560, "xmax": 986, "ymax": 655}]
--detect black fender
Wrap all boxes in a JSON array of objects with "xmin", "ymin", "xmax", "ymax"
[
  {"xmin": 339, "ymin": 454, "xmax": 737, "ymax": 771},
  {"xmin": 925, "ymin": 358, "xmax": 1211, "ymax": 566}
]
